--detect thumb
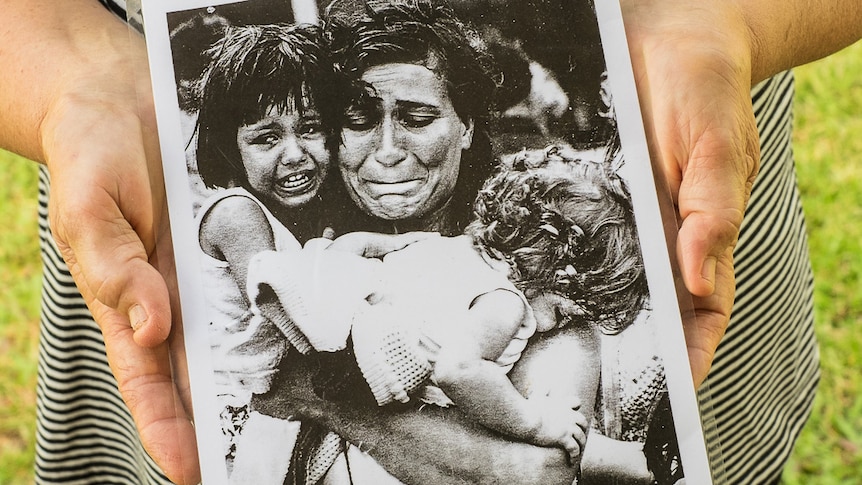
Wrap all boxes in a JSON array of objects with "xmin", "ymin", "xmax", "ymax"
[{"xmin": 50, "ymin": 182, "xmax": 171, "ymax": 347}]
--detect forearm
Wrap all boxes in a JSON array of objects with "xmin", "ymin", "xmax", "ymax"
[
  {"xmin": 0, "ymin": 0, "xmax": 144, "ymax": 161},
  {"xmin": 330, "ymin": 404, "xmax": 576, "ymax": 485},
  {"xmin": 580, "ymin": 432, "xmax": 652, "ymax": 485},
  {"xmin": 434, "ymin": 358, "xmax": 547, "ymax": 445},
  {"xmin": 740, "ymin": 0, "xmax": 862, "ymax": 83},
  {"xmin": 253, "ymin": 353, "xmax": 574, "ymax": 485}
]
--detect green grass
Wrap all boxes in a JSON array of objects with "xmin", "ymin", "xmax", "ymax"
[
  {"xmin": 783, "ymin": 40, "xmax": 862, "ymax": 485},
  {"xmin": 0, "ymin": 42, "xmax": 860, "ymax": 484},
  {"xmin": 0, "ymin": 150, "xmax": 40, "ymax": 485}
]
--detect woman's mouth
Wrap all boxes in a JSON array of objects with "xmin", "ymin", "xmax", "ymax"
[{"xmin": 363, "ymin": 179, "xmax": 423, "ymax": 197}]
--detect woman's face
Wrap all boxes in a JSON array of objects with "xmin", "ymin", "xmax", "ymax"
[
  {"xmin": 339, "ymin": 63, "xmax": 474, "ymax": 221},
  {"xmin": 236, "ymin": 105, "xmax": 330, "ymax": 210}
]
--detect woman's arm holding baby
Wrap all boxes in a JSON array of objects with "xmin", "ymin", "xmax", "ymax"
[{"xmin": 254, "ymin": 324, "xmax": 598, "ymax": 485}]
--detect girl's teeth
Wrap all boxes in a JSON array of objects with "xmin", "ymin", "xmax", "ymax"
[{"xmin": 283, "ymin": 172, "xmax": 310, "ymax": 188}]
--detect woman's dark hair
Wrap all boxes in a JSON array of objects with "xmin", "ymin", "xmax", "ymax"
[
  {"xmin": 468, "ymin": 161, "xmax": 649, "ymax": 334},
  {"xmin": 324, "ymin": 0, "xmax": 500, "ymax": 232},
  {"xmin": 195, "ymin": 23, "xmax": 339, "ymax": 189}
]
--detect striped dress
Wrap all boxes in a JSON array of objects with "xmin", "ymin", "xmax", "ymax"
[{"xmin": 33, "ymin": 1, "xmax": 818, "ymax": 483}]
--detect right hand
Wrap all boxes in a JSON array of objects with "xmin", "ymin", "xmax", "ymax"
[
  {"xmin": 620, "ymin": 0, "xmax": 761, "ymax": 385},
  {"xmin": 39, "ymin": 29, "xmax": 201, "ymax": 484}
]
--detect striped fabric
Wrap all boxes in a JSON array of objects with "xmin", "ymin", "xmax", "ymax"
[
  {"xmin": 32, "ymin": 1, "xmax": 817, "ymax": 483},
  {"xmin": 97, "ymin": 0, "xmax": 128, "ymax": 19},
  {"xmin": 699, "ymin": 70, "xmax": 819, "ymax": 484},
  {"xmin": 36, "ymin": 168, "xmax": 172, "ymax": 484}
]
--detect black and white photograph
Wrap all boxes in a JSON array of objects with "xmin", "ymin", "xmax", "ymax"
[{"xmin": 140, "ymin": 0, "xmax": 714, "ymax": 483}]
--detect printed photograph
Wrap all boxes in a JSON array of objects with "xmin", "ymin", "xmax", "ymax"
[{"xmin": 140, "ymin": 0, "xmax": 713, "ymax": 483}]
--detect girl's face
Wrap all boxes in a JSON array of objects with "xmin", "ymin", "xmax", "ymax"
[
  {"xmin": 527, "ymin": 291, "xmax": 583, "ymax": 332},
  {"xmin": 236, "ymin": 104, "xmax": 330, "ymax": 210}
]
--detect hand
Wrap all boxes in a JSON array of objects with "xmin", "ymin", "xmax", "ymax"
[
  {"xmin": 620, "ymin": 0, "xmax": 760, "ymax": 385},
  {"xmin": 329, "ymin": 230, "xmax": 440, "ymax": 257},
  {"xmin": 527, "ymin": 396, "xmax": 589, "ymax": 467},
  {"xmin": 39, "ymin": 31, "xmax": 201, "ymax": 484}
]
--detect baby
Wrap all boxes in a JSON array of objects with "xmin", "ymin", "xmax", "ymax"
[{"xmin": 250, "ymin": 146, "xmax": 649, "ymax": 468}]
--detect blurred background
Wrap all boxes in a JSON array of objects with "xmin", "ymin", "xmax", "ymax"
[{"xmin": 0, "ymin": 32, "xmax": 859, "ymax": 485}]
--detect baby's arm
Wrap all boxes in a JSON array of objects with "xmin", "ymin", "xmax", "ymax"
[
  {"xmin": 431, "ymin": 289, "xmax": 589, "ymax": 465},
  {"xmin": 200, "ymin": 196, "xmax": 275, "ymax": 297}
]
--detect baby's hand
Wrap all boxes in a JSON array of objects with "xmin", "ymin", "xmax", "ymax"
[
  {"xmin": 329, "ymin": 231, "xmax": 440, "ymax": 258},
  {"xmin": 528, "ymin": 396, "xmax": 589, "ymax": 466}
]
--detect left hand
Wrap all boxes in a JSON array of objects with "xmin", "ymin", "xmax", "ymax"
[{"xmin": 620, "ymin": 0, "xmax": 761, "ymax": 385}]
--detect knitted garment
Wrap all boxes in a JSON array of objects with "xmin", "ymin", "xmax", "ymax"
[
  {"xmin": 595, "ymin": 311, "xmax": 666, "ymax": 443},
  {"xmin": 351, "ymin": 303, "xmax": 434, "ymax": 406},
  {"xmin": 247, "ymin": 238, "xmax": 382, "ymax": 353}
]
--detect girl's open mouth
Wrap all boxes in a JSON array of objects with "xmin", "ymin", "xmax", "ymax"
[{"xmin": 277, "ymin": 170, "xmax": 317, "ymax": 195}]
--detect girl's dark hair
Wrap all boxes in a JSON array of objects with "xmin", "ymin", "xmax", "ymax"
[
  {"xmin": 324, "ymin": 0, "xmax": 500, "ymax": 232},
  {"xmin": 468, "ymin": 161, "xmax": 649, "ymax": 334},
  {"xmin": 195, "ymin": 23, "xmax": 339, "ymax": 189}
]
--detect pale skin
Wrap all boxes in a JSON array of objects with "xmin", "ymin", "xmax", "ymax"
[
  {"xmin": 429, "ymin": 288, "xmax": 588, "ymax": 465},
  {"xmin": 282, "ymin": 243, "xmax": 590, "ymax": 463},
  {"xmin": 1, "ymin": 0, "xmax": 860, "ymax": 483},
  {"xmin": 250, "ymin": 316, "xmax": 601, "ymax": 484}
]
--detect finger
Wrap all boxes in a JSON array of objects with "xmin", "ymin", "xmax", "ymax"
[
  {"xmin": 388, "ymin": 231, "xmax": 439, "ymax": 250},
  {"xmin": 99, "ymin": 308, "xmax": 201, "ymax": 484},
  {"xmin": 572, "ymin": 423, "xmax": 588, "ymax": 452},
  {"xmin": 675, "ymin": 128, "xmax": 758, "ymax": 297},
  {"xmin": 50, "ymin": 193, "xmax": 199, "ymax": 482},
  {"xmin": 563, "ymin": 436, "xmax": 581, "ymax": 466},
  {"xmin": 572, "ymin": 411, "xmax": 588, "ymax": 433},
  {"xmin": 51, "ymin": 185, "xmax": 171, "ymax": 347},
  {"xmin": 684, "ymin": 247, "xmax": 735, "ymax": 385}
]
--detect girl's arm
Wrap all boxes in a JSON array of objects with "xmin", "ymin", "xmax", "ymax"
[
  {"xmin": 431, "ymin": 290, "xmax": 593, "ymax": 466},
  {"xmin": 199, "ymin": 195, "xmax": 276, "ymax": 296}
]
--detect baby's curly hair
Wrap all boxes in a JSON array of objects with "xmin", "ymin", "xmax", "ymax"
[{"xmin": 467, "ymin": 160, "xmax": 649, "ymax": 334}]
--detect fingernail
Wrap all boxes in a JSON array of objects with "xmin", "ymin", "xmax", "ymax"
[
  {"xmin": 129, "ymin": 305, "xmax": 148, "ymax": 331},
  {"xmin": 701, "ymin": 257, "xmax": 717, "ymax": 285}
]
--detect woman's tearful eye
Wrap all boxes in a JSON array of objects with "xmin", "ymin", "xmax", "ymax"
[
  {"xmin": 344, "ymin": 106, "xmax": 378, "ymax": 131},
  {"xmin": 401, "ymin": 110, "xmax": 437, "ymax": 129}
]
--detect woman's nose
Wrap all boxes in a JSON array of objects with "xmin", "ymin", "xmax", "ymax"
[
  {"xmin": 278, "ymin": 135, "xmax": 307, "ymax": 165},
  {"xmin": 373, "ymin": 117, "xmax": 407, "ymax": 167}
]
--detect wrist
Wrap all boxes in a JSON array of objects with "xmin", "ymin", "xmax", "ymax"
[
  {"xmin": 38, "ymin": 5, "xmax": 152, "ymax": 167},
  {"xmin": 621, "ymin": 0, "xmax": 754, "ymax": 89}
]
